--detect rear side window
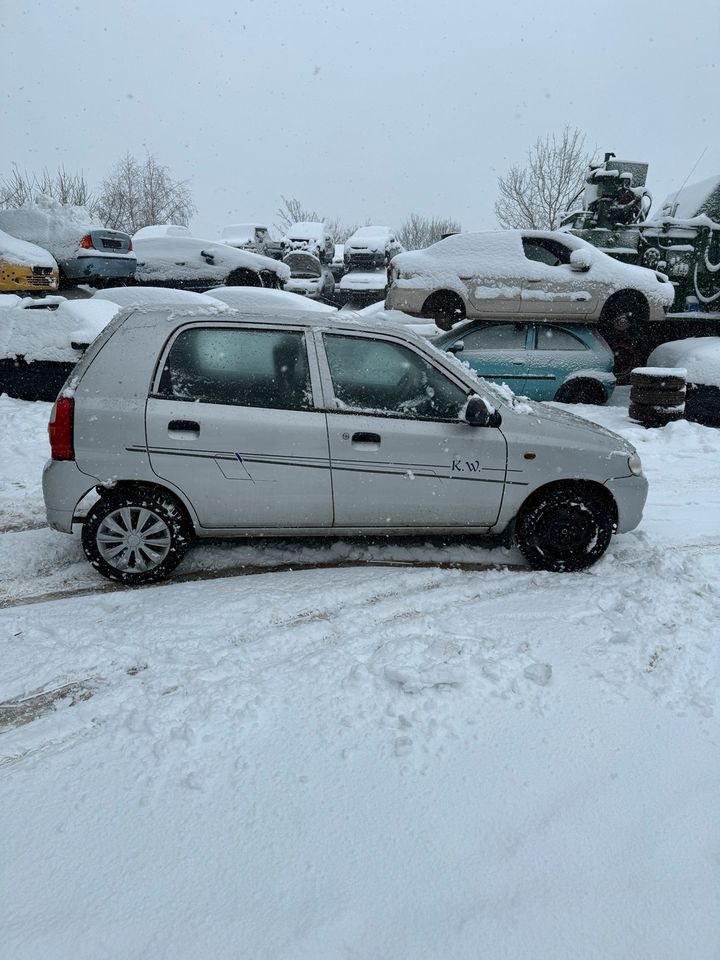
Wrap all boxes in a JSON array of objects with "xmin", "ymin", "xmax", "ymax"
[
  {"xmin": 157, "ymin": 327, "xmax": 313, "ymax": 410},
  {"xmin": 461, "ymin": 323, "xmax": 528, "ymax": 350},
  {"xmin": 535, "ymin": 327, "xmax": 586, "ymax": 351}
]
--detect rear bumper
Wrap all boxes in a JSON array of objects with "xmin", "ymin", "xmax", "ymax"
[
  {"xmin": 61, "ymin": 256, "xmax": 137, "ymax": 281},
  {"xmin": 384, "ymin": 285, "xmax": 425, "ymax": 315},
  {"xmin": 604, "ymin": 473, "xmax": 648, "ymax": 533},
  {"xmin": 43, "ymin": 459, "xmax": 99, "ymax": 532}
]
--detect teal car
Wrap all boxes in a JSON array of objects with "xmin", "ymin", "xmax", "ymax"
[{"xmin": 433, "ymin": 320, "xmax": 616, "ymax": 404}]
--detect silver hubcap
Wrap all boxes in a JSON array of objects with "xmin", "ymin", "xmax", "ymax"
[{"xmin": 96, "ymin": 506, "xmax": 172, "ymax": 572}]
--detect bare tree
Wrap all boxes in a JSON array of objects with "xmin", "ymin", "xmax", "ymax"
[
  {"xmin": 0, "ymin": 165, "xmax": 94, "ymax": 209},
  {"xmin": 95, "ymin": 153, "xmax": 196, "ymax": 234},
  {"xmin": 274, "ymin": 196, "xmax": 363, "ymax": 242},
  {"xmin": 495, "ymin": 127, "xmax": 593, "ymax": 230},
  {"xmin": 396, "ymin": 213, "xmax": 461, "ymax": 250}
]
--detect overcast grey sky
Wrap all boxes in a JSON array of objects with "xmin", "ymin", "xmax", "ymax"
[{"xmin": 1, "ymin": 0, "xmax": 718, "ymax": 237}]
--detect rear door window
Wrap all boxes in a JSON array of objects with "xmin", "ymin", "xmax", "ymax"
[{"xmin": 156, "ymin": 327, "xmax": 314, "ymax": 410}]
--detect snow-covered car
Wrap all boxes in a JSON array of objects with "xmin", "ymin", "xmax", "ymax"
[
  {"xmin": 385, "ymin": 229, "xmax": 674, "ymax": 330},
  {"xmin": 330, "ymin": 243, "xmax": 346, "ymax": 283},
  {"xmin": 93, "ymin": 286, "xmax": 227, "ymax": 311},
  {"xmin": 338, "ymin": 270, "xmax": 388, "ymax": 306},
  {"xmin": 0, "ymin": 294, "xmax": 119, "ymax": 400},
  {"xmin": 0, "ymin": 199, "xmax": 136, "ymax": 287},
  {"xmin": 283, "ymin": 252, "xmax": 335, "ymax": 301},
  {"xmin": 434, "ymin": 320, "xmax": 616, "ymax": 404},
  {"xmin": 218, "ymin": 223, "xmax": 270, "ymax": 255},
  {"xmin": 43, "ymin": 307, "xmax": 647, "ymax": 584},
  {"xmin": 207, "ymin": 286, "xmax": 337, "ymax": 314},
  {"xmin": 281, "ymin": 221, "xmax": 334, "ymax": 263},
  {"xmin": 132, "ymin": 224, "xmax": 191, "ymax": 241},
  {"xmin": 132, "ymin": 235, "xmax": 289, "ymax": 291},
  {"xmin": 647, "ymin": 337, "xmax": 720, "ymax": 425},
  {"xmin": 0, "ymin": 228, "xmax": 59, "ymax": 293},
  {"xmin": 344, "ymin": 226, "xmax": 403, "ymax": 269}
]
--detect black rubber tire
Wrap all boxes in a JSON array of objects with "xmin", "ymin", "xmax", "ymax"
[
  {"xmin": 82, "ymin": 487, "xmax": 191, "ymax": 584},
  {"xmin": 515, "ymin": 487, "xmax": 615, "ymax": 572},
  {"xmin": 554, "ymin": 379, "xmax": 607, "ymax": 405},
  {"xmin": 611, "ymin": 340, "xmax": 649, "ymax": 383},
  {"xmin": 628, "ymin": 403, "xmax": 684, "ymax": 426},
  {"xmin": 630, "ymin": 388, "xmax": 686, "ymax": 406},
  {"xmin": 226, "ymin": 268, "xmax": 262, "ymax": 287},
  {"xmin": 421, "ymin": 292, "xmax": 466, "ymax": 331},
  {"xmin": 630, "ymin": 370, "xmax": 686, "ymax": 391}
]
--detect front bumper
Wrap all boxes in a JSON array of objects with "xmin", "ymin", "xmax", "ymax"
[{"xmin": 604, "ymin": 473, "xmax": 648, "ymax": 533}]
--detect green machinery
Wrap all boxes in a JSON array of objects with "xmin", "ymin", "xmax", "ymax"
[{"xmin": 562, "ymin": 153, "xmax": 720, "ymax": 371}]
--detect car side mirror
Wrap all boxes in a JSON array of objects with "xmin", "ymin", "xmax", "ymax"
[
  {"xmin": 447, "ymin": 340, "xmax": 464, "ymax": 354},
  {"xmin": 570, "ymin": 249, "xmax": 592, "ymax": 272},
  {"xmin": 463, "ymin": 394, "xmax": 499, "ymax": 428}
]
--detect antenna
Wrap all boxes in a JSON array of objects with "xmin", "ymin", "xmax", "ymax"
[{"xmin": 669, "ymin": 146, "xmax": 708, "ymax": 215}]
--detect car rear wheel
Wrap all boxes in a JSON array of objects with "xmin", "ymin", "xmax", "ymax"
[
  {"xmin": 515, "ymin": 486, "xmax": 615, "ymax": 572},
  {"xmin": 421, "ymin": 291, "xmax": 466, "ymax": 331},
  {"xmin": 226, "ymin": 268, "xmax": 262, "ymax": 287},
  {"xmin": 554, "ymin": 379, "xmax": 606, "ymax": 405},
  {"xmin": 82, "ymin": 487, "xmax": 191, "ymax": 584}
]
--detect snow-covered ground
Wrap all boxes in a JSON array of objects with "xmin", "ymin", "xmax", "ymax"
[{"xmin": 1, "ymin": 391, "xmax": 719, "ymax": 959}]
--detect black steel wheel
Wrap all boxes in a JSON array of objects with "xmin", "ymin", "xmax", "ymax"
[
  {"xmin": 421, "ymin": 291, "xmax": 466, "ymax": 331},
  {"xmin": 82, "ymin": 487, "xmax": 191, "ymax": 584},
  {"xmin": 515, "ymin": 487, "xmax": 615, "ymax": 572}
]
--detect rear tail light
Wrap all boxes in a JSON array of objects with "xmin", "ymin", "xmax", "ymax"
[
  {"xmin": 127, "ymin": 238, "xmax": 133, "ymax": 252},
  {"xmin": 79, "ymin": 234, "xmax": 94, "ymax": 250},
  {"xmin": 49, "ymin": 396, "xmax": 75, "ymax": 461}
]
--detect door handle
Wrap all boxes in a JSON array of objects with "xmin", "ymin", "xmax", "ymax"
[
  {"xmin": 526, "ymin": 278, "xmax": 542, "ymax": 283},
  {"xmin": 168, "ymin": 419, "xmax": 200, "ymax": 432},
  {"xmin": 352, "ymin": 432, "xmax": 381, "ymax": 444},
  {"xmin": 511, "ymin": 360, "xmax": 525, "ymax": 365}
]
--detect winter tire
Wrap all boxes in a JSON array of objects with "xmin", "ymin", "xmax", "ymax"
[
  {"xmin": 421, "ymin": 292, "xmax": 466, "ymax": 331},
  {"xmin": 82, "ymin": 487, "xmax": 191, "ymax": 584},
  {"xmin": 628, "ymin": 403, "xmax": 684, "ymax": 426},
  {"xmin": 629, "ymin": 370, "xmax": 686, "ymax": 391},
  {"xmin": 629, "ymin": 388, "xmax": 686, "ymax": 407},
  {"xmin": 554, "ymin": 379, "xmax": 606, "ymax": 405},
  {"xmin": 515, "ymin": 487, "xmax": 614, "ymax": 572}
]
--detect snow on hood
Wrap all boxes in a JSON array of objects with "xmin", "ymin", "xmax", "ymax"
[
  {"xmin": 392, "ymin": 230, "xmax": 674, "ymax": 305},
  {"xmin": 345, "ymin": 227, "xmax": 393, "ymax": 253},
  {"xmin": 133, "ymin": 236, "xmax": 289, "ymax": 282},
  {"xmin": 0, "ymin": 228, "xmax": 57, "ymax": 269},
  {"xmin": 0, "ymin": 196, "xmax": 108, "ymax": 259},
  {"xmin": 648, "ymin": 338, "xmax": 720, "ymax": 386},
  {"xmin": 207, "ymin": 286, "xmax": 336, "ymax": 314},
  {"xmin": 0, "ymin": 296, "xmax": 120, "ymax": 362}
]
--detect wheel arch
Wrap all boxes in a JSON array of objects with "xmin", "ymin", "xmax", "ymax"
[
  {"xmin": 95, "ymin": 479, "xmax": 196, "ymax": 532},
  {"xmin": 554, "ymin": 376, "xmax": 608, "ymax": 404},
  {"xmin": 516, "ymin": 478, "xmax": 618, "ymax": 532}
]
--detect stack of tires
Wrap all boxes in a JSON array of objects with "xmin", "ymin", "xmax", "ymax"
[{"xmin": 628, "ymin": 367, "xmax": 687, "ymax": 427}]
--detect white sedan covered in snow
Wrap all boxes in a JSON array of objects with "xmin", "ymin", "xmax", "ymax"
[
  {"xmin": 385, "ymin": 229, "xmax": 674, "ymax": 330},
  {"xmin": 132, "ymin": 235, "xmax": 289, "ymax": 291}
]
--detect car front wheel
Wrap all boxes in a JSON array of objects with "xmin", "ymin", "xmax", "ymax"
[
  {"xmin": 82, "ymin": 487, "xmax": 191, "ymax": 584},
  {"xmin": 515, "ymin": 486, "xmax": 615, "ymax": 572}
]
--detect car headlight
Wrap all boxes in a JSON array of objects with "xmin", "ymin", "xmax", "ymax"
[{"xmin": 628, "ymin": 453, "xmax": 643, "ymax": 476}]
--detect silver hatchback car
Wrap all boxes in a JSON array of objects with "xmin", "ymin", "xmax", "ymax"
[{"xmin": 43, "ymin": 307, "xmax": 648, "ymax": 583}]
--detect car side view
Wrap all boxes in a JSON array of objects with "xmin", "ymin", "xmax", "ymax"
[
  {"xmin": 433, "ymin": 320, "xmax": 616, "ymax": 404},
  {"xmin": 385, "ymin": 229, "xmax": 674, "ymax": 331},
  {"xmin": 43, "ymin": 308, "xmax": 647, "ymax": 584}
]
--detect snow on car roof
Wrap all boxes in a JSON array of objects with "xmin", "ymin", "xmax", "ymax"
[
  {"xmin": 351, "ymin": 226, "xmax": 392, "ymax": 237},
  {"xmin": 0, "ymin": 228, "xmax": 57, "ymax": 269},
  {"xmin": 220, "ymin": 223, "xmax": 267, "ymax": 238},
  {"xmin": 132, "ymin": 224, "xmax": 191, "ymax": 240},
  {"xmin": 206, "ymin": 286, "xmax": 336, "ymax": 314},
  {"xmin": 285, "ymin": 221, "xmax": 326, "ymax": 239},
  {"xmin": 0, "ymin": 196, "xmax": 109, "ymax": 257},
  {"xmin": 93, "ymin": 286, "xmax": 228, "ymax": 309},
  {"xmin": 132, "ymin": 236, "xmax": 290, "ymax": 281}
]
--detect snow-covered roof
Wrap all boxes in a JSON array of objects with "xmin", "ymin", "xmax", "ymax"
[
  {"xmin": 93, "ymin": 287, "xmax": 228, "ymax": 310},
  {"xmin": 658, "ymin": 175, "xmax": 720, "ymax": 222},
  {"xmin": 284, "ymin": 221, "xmax": 326, "ymax": 240},
  {"xmin": 206, "ymin": 286, "xmax": 337, "ymax": 314},
  {"xmin": 132, "ymin": 224, "xmax": 191, "ymax": 241},
  {"xmin": 219, "ymin": 223, "xmax": 267, "ymax": 240},
  {"xmin": 0, "ymin": 228, "xmax": 57, "ymax": 269},
  {"xmin": 352, "ymin": 226, "xmax": 392, "ymax": 238}
]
